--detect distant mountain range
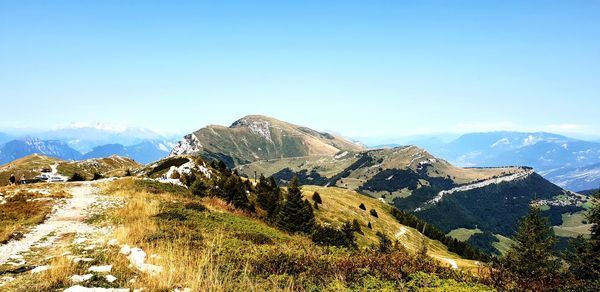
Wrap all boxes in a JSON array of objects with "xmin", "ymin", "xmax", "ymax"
[
  {"xmin": 0, "ymin": 124, "xmax": 178, "ymax": 165},
  {"xmin": 376, "ymin": 132, "xmax": 600, "ymax": 192}
]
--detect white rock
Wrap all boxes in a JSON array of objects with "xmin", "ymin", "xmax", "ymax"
[
  {"xmin": 70, "ymin": 274, "xmax": 94, "ymax": 282},
  {"xmin": 127, "ymin": 248, "xmax": 147, "ymax": 269},
  {"xmin": 63, "ymin": 285, "xmax": 130, "ymax": 292},
  {"xmin": 30, "ymin": 265, "xmax": 49, "ymax": 273},
  {"xmin": 105, "ymin": 275, "xmax": 117, "ymax": 283},
  {"xmin": 107, "ymin": 239, "xmax": 118, "ymax": 246},
  {"xmin": 88, "ymin": 265, "xmax": 112, "ymax": 273},
  {"xmin": 73, "ymin": 238, "xmax": 88, "ymax": 245},
  {"xmin": 73, "ymin": 257, "xmax": 94, "ymax": 263},
  {"xmin": 119, "ymin": 245, "xmax": 131, "ymax": 255}
]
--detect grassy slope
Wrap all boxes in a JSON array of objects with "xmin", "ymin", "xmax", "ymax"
[
  {"xmin": 302, "ymin": 185, "xmax": 480, "ymax": 270},
  {"xmin": 0, "ymin": 155, "xmax": 61, "ymax": 186},
  {"xmin": 448, "ymin": 228, "xmax": 483, "ymax": 242},
  {"xmin": 2, "ymin": 178, "xmax": 492, "ymax": 291},
  {"xmin": 57, "ymin": 156, "xmax": 141, "ymax": 179}
]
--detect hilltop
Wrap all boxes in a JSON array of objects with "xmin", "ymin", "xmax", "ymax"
[
  {"xmin": 0, "ymin": 154, "xmax": 141, "ymax": 186},
  {"xmin": 170, "ymin": 115, "xmax": 364, "ymax": 167}
]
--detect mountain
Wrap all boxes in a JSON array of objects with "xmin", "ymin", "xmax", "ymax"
[
  {"xmin": 418, "ymin": 132, "xmax": 600, "ymax": 191},
  {"xmin": 170, "ymin": 115, "xmax": 364, "ymax": 167},
  {"xmin": 169, "ymin": 117, "xmax": 586, "ymax": 256},
  {"xmin": 83, "ymin": 140, "xmax": 173, "ymax": 164},
  {"xmin": 39, "ymin": 123, "xmax": 168, "ymax": 152},
  {"xmin": 0, "ymin": 137, "xmax": 82, "ymax": 164},
  {"xmin": 540, "ymin": 163, "xmax": 600, "ymax": 191},
  {"xmin": 237, "ymin": 145, "xmax": 588, "ymax": 255}
]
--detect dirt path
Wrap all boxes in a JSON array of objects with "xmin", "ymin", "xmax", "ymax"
[{"xmin": 0, "ymin": 183, "xmax": 101, "ymax": 265}]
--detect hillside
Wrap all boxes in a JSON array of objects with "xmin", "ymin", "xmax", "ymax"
[
  {"xmin": 0, "ymin": 156, "xmax": 493, "ymax": 291},
  {"xmin": 170, "ymin": 115, "xmax": 364, "ymax": 167},
  {"xmin": 236, "ymin": 145, "xmax": 586, "ymax": 255},
  {"xmin": 0, "ymin": 154, "xmax": 141, "ymax": 186}
]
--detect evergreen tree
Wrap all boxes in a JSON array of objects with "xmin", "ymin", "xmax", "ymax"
[
  {"xmin": 502, "ymin": 206, "xmax": 559, "ymax": 281},
  {"xmin": 352, "ymin": 219, "xmax": 363, "ymax": 234},
  {"xmin": 223, "ymin": 175, "xmax": 252, "ymax": 210},
  {"xmin": 370, "ymin": 209, "xmax": 379, "ymax": 218},
  {"xmin": 312, "ymin": 192, "xmax": 322, "ymax": 204},
  {"xmin": 276, "ymin": 176, "xmax": 315, "ymax": 233},
  {"xmin": 376, "ymin": 231, "xmax": 392, "ymax": 253},
  {"xmin": 313, "ymin": 201, "xmax": 319, "ymax": 210},
  {"xmin": 190, "ymin": 179, "xmax": 208, "ymax": 197},
  {"xmin": 256, "ymin": 175, "xmax": 281, "ymax": 218},
  {"xmin": 359, "ymin": 203, "xmax": 366, "ymax": 210},
  {"xmin": 569, "ymin": 191, "xmax": 600, "ymax": 280},
  {"xmin": 69, "ymin": 172, "xmax": 85, "ymax": 182},
  {"xmin": 367, "ymin": 222, "xmax": 372, "ymax": 229}
]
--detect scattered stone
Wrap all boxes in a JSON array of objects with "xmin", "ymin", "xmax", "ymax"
[
  {"xmin": 119, "ymin": 245, "xmax": 131, "ymax": 255},
  {"xmin": 105, "ymin": 275, "xmax": 117, "ymax": 283},
  {"xmin": 73, "ymin": 238, "xmax": 88, "ymax": 245},
  {"xmin": 72, "ymin": 257, "xmax": 95, "ymax": 263},
  {"xmin": 30, "ymin": 265, "xmax": 49, "ymax": 273},
  {"xmin": 64, "ymin": 285, "xmax": 129, "ymax": 292},
  {"xmin": 107, "ymin": 239, "xmax": 118, "ymax": 246},
  {"xmin": 88, "ymin": 265, "xmax": 112, "ymax": 273},
  {"xmin": 70, "ymin": 274, "xmax": 94, "ymax": 282}
]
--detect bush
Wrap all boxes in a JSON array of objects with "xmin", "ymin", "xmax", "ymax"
[
  {"xmin": 190, "ymin": 179, "xmax": 208, "ymax": 197},
  {"xmin": 370, "ymin": 209, "xmax": 378, "ymax": 218},
  {"xmin": 92, "ymin": 172, "xmax": 103, "ymax": 180},
  {"xmin": 312, "ymin": 192, "xmax": 322, "ymax": 204},
  {"xmin": 311, "ymin": 223, "xmax": 356, "ymax": 248},
  {"xmin": 69, "ymin": 173, "xmax": 86, "ymax": 182}
]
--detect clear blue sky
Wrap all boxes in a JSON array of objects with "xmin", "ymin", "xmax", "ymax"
[{"xmin": 1, "ymin": 1, "xmax": 599, "ymax": 138}]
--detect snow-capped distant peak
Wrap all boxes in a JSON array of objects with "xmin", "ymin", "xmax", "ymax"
[
  {"xmin": 523, "ymin": 135, "xmax": 542, "ymax": 146},
  {"xmin": 491, "ymin": 138, "xmax": 510, "ymax": 148},
  {"xmin": 63, "ymin": 122, "xmax": 131, "ymax": 133}
]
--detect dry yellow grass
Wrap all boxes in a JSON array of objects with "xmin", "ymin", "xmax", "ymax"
[
  {"xmin": 100, "ymin": 180, "xmax": 297, "ymax": 291},
  {"xmin": 303, "ymin": 185, "xmax": 480, "ymax": 271}
]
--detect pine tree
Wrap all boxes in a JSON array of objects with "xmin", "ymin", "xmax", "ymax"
[
  {"xmin": 367, "ymin": 222, "xmax": 372, "ymax": 229},
  {"xmin": 569, "ymin": 191, "xmax": 600, "ymax": 280},
  {"xmin": 370, "ymin": 209, "xmax": 378, "ymax": 218},
  {"xmin": 256, "ymin": 175, "xmax": 281, "ymax": 218},
  {"xmin": 276, "ymin": 176, "xmax": 315, "ymax": 233},
  {"xmin": 502, "ymin": 206, "xmax": 560, "ymax": 281},
  {"xmin": 312, "ymin": 192, "xmax": 322, "ymax": 204},
  {"xmin": 190, "ymin": 179, "xmax": 207, "ymax": 197},
  {"xmin": 352, "ymin": 219, "xmax": 362, "ymax": 234},
  {"xmin": 359, "ymin": 203, "xmax": 366, "ymax": 210}
]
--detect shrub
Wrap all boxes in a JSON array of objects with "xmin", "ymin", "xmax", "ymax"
[
  {"xmin": 311, "ymin": 223, "xmax": 356, "ymax": 248},
  {"xmin": 92, "ymin": 172, "xmax": 103, "ymax": 180},
  {"xmin": 370, "ymin": 209, "xmax": 378, "ymax": 218},
  {"xmin": 69, "ymin": 173, "xmax": 85, "ymax": 182},
  {"xmin": 352, "ymin": 219, "xmax": 363, "ymax": 234},
  {"xmin": 312, "ymin": 192, "xmax": 322, "ymax": 204},
  {"xmin": 190, "ymin": 179, "xmax": 208, "ymax": 197}
]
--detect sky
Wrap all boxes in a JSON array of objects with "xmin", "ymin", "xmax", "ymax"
[{"xmin": 1, "ymin": 1, "xmax": 599, "ymax": 140}]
